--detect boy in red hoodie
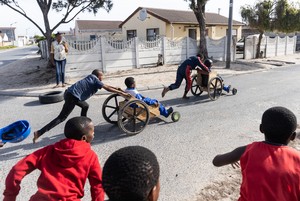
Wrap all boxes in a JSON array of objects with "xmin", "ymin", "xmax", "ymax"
[{"xmin": 3, "ymin": 116, "xmax": 104, "ymax": 201}]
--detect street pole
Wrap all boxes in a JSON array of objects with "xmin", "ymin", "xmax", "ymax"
[{"xmin": 226, "ymin": 0, "xmax": 233, "ymax": 69}]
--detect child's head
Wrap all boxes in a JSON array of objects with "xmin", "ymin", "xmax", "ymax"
[
  {"xmin": 92, "ymin": 69, "xmax": 104, "ymax": 81},
  {"xmin": 64, "ymin": 116, "xmax": 94, "ymax": 143},
  {"xmin": 204, "ymin": 59, "xmax": 213, "ymax": 69},
  {"xmin": 103, "ymin": 146, "xmax": 160, "ymax": 201},
  {"xmin": 125, "ymin": 77, "xmax": 136, "ymax": 88},
  {"xmin": 261, "ymin": 106, "xmax": 297, "ymax": 144}
]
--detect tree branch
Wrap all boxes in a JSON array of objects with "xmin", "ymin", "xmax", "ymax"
[
  {"xmin": 51, "ymin": 1, "xmax": 92, "ymax": 32},
  {"xmin": 1, "ymin": 1, "xmax": 45, "ymax": 36}
]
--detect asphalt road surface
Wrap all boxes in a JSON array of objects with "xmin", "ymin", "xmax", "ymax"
[
  {"xmin": 0, "ymin": 65, "xmax": 300, "ymax": 201},
  {"xmin": 0, "ymin": 46, "xmax": 38, "ymax": 68}
]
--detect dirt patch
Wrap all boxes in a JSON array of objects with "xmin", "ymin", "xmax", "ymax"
[
  {"xmin": 0, "ymin": 55, "xmax": 55, "ymax": 91},
  {"xmin": 196, "ymin": 169, "xmax": 241, "ymax": 201}
]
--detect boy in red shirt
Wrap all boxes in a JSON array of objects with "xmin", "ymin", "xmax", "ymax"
[
  {"xmin": 3, "ymin": 116, "xmax": 104, "ymax": 201},
  {"xmin": 213, "ymin": 106, "xmax": 300, "ymax": 201}
]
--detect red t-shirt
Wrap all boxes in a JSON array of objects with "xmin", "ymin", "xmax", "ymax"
[{"xmin": 239, "ymin": 141, "xmax": 300, "ymax": 201}]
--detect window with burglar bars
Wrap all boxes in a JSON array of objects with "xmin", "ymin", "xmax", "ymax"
[{"xmin": 146, "ymin": 28, "xmax": 159, "ymax": 41}]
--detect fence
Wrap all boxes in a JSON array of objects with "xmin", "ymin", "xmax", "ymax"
[
  {"xmin": 39, "ymin": 36, "xmax": 233, "ymax": 77},
  {"xmin": 244, "ymin": 35, "xmax": 295, "ymax": 59}
]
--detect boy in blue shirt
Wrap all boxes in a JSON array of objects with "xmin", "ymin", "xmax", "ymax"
[
  {"xmin": 33, "ymin": 69, "xmax": 129, "ymax": 143},
  {"xmin": 124, "ymin": 77, "xmax": 173, "ymax": 118}
]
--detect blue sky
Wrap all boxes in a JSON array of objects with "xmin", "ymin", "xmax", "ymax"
[{"xmin": 0, "ymin": 0, "xmax": 256, "ymax": 37}]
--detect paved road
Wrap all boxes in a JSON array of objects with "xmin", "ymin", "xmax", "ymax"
[
  {"xmin": 0, "ymin": 65, "xmax": 300, "ymax": 201},
  {"xmin": 0, "ymin": 46, "xmax": 38, "ymax": 67}
]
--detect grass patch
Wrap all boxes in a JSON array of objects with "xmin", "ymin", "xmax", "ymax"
[{"xmin": 0, "ymin": 45, "xmax": 17, "ymax": 50}]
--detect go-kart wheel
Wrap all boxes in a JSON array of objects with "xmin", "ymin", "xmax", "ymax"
[
  {"xmin": 102, "ymin": 94, "xmax": 125, "ymax": 124},
  {"xmin": 171, "ymin": 112, "xmax": 181, "ymax": 122},
  {"xmin": 191, "ymin": 75, "xmax": 203, "ymax": 96},
  {"xmin": 208, "ymin": 77, "xmax": 223, "ymax": 101},
  {"xmin": 118, "ymin": 100, "xmax": 150, "ymax": 135},
  {"xmin": 232, "ymin": 88, "xmax": 237, "ymax": 95}
]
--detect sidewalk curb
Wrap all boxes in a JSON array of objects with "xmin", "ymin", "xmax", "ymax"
[{"xmin": 0, "ymin": 68, "xmax": 268, "ymax": 98}]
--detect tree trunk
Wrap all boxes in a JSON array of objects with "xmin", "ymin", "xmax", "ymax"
[
  {"xmin": 42, "ymin": 10, "xmax": 54, "ymax": 67},
  {"xmin": 194, "ymin": 10, "xmax": 208, "ymax": 58},
  {"xmin": 256, "ymin": 32, "xmax": 264, "ymax": 59}
]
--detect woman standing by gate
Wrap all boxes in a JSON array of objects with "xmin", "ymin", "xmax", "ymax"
[{"xmin": 51, "ymin": 32, "xmax": 68, "ymax": 88}]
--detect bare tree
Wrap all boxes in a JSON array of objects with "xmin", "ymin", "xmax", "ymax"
[
  {"xmin": 185, "ymin": 0, "xmax": 209, "ymax": 58},
  {"xmin": 0, "ymin": 0, "xmax": 112, "ymax": 57}
]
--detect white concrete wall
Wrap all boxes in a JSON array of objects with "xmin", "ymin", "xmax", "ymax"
[
  {"xmin": 245, "ymin": 35, "xmax": 296, "ymax": 59},
  {"xmin": 38, "ymin": 35, "xmax": 297, "ymax": 76}
]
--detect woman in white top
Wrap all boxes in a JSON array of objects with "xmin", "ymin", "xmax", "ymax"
[{"xmin": 51, "ymin": 32, "xmax": 68, "ymax": 88}]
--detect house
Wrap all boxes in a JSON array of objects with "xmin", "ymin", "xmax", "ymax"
[
  {"xmin": 119, "ymin": 7, "xmax": 244, "ymax": 41},
  {"xmin": 74, "ymin": 20, "xmax": 122, "ymax": 41},
  {"xmin": 0, "ymin": 32, "xmax": 9, "ymax": 42},
  {"xmin": 17, "ymin": 35, "xmax": 29, "ymax": 47},
  {"xmin": 0, "ymin": 32, "xmax": 10, "ymax": 47},
  {"xmin": 0, "ymin": 27, "xmax": 16, "ymax": 41}
]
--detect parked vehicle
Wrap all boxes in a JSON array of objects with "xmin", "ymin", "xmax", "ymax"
[{"xmin": 236, "ymin": 38, "xmax": 245, "ymax": 53}]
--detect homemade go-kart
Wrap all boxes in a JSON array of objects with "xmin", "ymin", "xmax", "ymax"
[
  {"xmin": 191, "ymin": 70, "xmax": 237, "ymax": 101},
  {"xmin": 0, "ymin": 120, "xmax": 31, "ymax": 147},
  {"xmin": 102, "ymin": 91, "xmax": 180, "ymax": 135}
]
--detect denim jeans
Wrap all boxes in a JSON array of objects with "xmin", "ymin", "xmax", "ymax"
[{"xmin": 55, "ymin": 59, "xmax": 66, "ymax": 85}]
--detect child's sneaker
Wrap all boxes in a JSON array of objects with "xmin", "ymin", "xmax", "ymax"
[{"xmin": 166, "ymin": 107, "xmax": 173, "ymax": 118}]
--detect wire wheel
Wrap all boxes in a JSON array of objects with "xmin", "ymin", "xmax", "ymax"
[
  {"xmin": 208, "ymin": 77, "xmax": 223, "ymax": 101},
  {"xmin": 118, "ymin": 100, "xmax": 150, "ymax": 135},
  {"xmin": 102, "ymin": 94, "xmax": 124, "ymax": 124},
  {"xmin": 191, "ymin": 75, "xmax": 203, "ymax": 96}
]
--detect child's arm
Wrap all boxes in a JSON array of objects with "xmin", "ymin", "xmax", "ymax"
[
  {"xmin": 102, "ymin": 84, "xmax": 130, "ymax": 98},
  {"xmin": 88, "ymin": 156, "xmax": 105, "ymax": 201},
  {"xmin": 3, "ymin": 149, "xmax": 44, "ymax": 200},
  {"xmin": 212, "ymin": 145, "xmax": 247, "ymax": 167}
]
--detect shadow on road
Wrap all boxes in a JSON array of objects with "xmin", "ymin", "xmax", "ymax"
[
  {"xmin": 160, "ymin": 93, "xmax": 234, "ymax": 108},
  {"xmin": 0, "ymin": 133, "xmax": 64, "ymax": 162},
  {"xmin": 0, "ymin": 122, "xmax": 129, "ymax": 161},
  {"xmin": 0, "ymin": 120, "xmax": 172, "ymax": 161},
  {"xmin": 92, "ymin": 122, "xmax": 128, "ymax": 144},
  {"xmin": 24, "ymin": 100, "xmax": 41, "ymax": 107}
]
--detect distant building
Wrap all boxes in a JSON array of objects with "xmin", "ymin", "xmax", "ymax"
[
  {"xmin": 74, "ymin": 20, "xmax": 122, "ymax": 41},
  {"xmin": 0, "ymin": 27, "xmax": 16, "ymax": 41},
  {"xmin": 119, "ymin": 7, "xmax": 244, "ymax": 41},
  {"xmin": 0, "ymin": 32, "xmax": 9, "ymax": 42},
  {"xmin": 17, "ymin": 35, "xmax": 30, "ymax": 47}
]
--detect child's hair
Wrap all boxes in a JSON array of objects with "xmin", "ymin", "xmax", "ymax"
[
  {"xmin": 262, "ymin": 106, "xmax": 297, "ymax": 143},
  {"xmin": 125, "ymin": 77, "xmax": 135, "ymax": 88},
  {"xmin": 64, "ymin": 116, "xmax": 92, "ymax": 140},
  {"xmin": 197, "ymin": 53, "xmax": 204, "ymax": 60},
  {"xmin": 92, "ymin": 69, "xmax": 103, "ymax": 77},
  {"xmin": 102, "ymin": 146, "xmax": 160, "ymax": 201}
]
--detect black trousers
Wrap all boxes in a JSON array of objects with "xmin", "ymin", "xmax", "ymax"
[{"xmin": 37, "ymin": 91, "xmax": 89, "ymax": 137}]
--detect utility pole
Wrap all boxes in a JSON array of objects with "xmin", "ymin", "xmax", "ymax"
[{"xmin": 226, "ymin": 0, "xmax": 233, "ymax": 69}]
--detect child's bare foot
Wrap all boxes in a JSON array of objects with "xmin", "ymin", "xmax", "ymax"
[
  {"xmin": 62, "ymin": 84, "xmax": 66, "ymax": 87},
  {"xmin": 53, "ymin": 85, "xmax": 60, "ymax": 88},
  {"xmin": 33, "ymin": 131, "xmax": 40, "ymax": 144},
  {"xmin": 162, "ymin": 87, "xmax": 169, "ymax": 98},
  {"xmin": 182, "ymin": 96, "xmax": 190, "ymax": 100}
]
